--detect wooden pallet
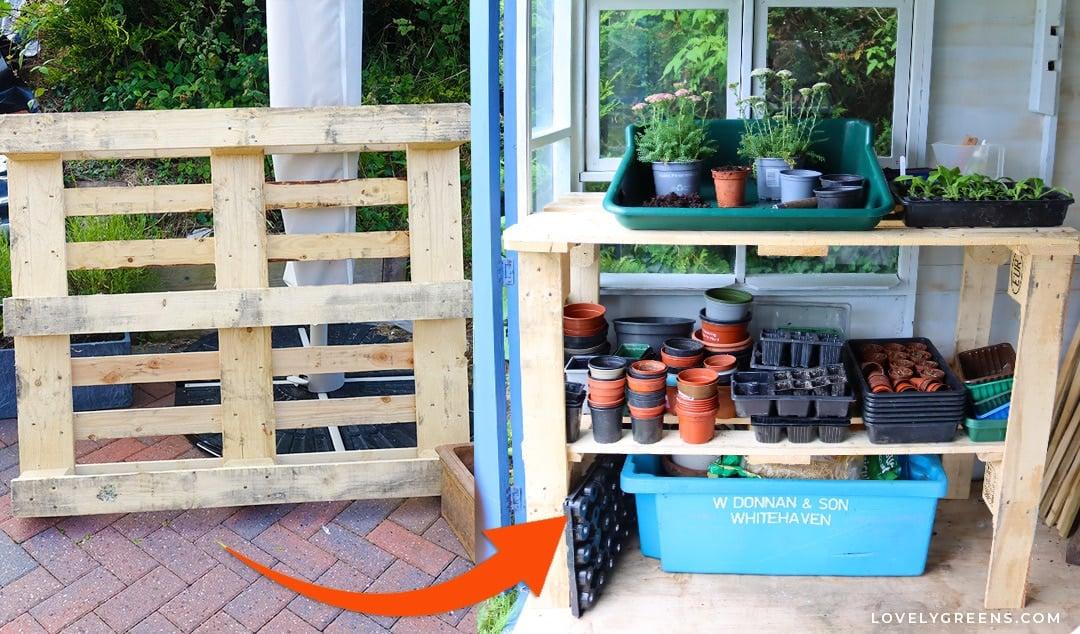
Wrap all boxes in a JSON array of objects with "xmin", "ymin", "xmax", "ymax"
[{"xmin": 0, "ymin": 104, "xmax": 472, "ymax": 517}]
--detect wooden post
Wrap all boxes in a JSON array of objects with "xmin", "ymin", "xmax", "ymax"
[
  {"xmin": 568, "ymin": 244, "xmax": 601, "ymax": 305},
  {"xmin": 211, "ymin": 150, "xmax": 276, "ymax": 464},
  {"xmin": 518, "ymin": 251, "xmax": 571, "ymax": 609},
  {"xmin": 945, "ymin": 245, "xmax": 1009, "ymax": 499},
  {"xmin": 984, "ymin": 251, "xmax": 1073, "ymax": 608},
  {"xmin": 7, "ymin": 156, "xmax": 76, "ymax": 474},
  {"xmin": 406, "ymin": 146, "xmax": 470, "ymax": 454}
]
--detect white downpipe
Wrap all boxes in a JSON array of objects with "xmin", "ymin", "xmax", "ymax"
[{"xmin": 266, "ymin": 0, "xmax": 362, "ymax": 394}]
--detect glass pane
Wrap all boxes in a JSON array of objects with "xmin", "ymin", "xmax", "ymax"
[
  {"xmin": 531, "ymin": 139, "xmax": 571, "ymax": 213},
  {"xmin": 767, "ymin": 7, "xmax": 898, "ymax": 156},
  {"xmin": 532, "ymin": 0, "xmax": 569, "ymax": 134},
  {"xmin": 746, "ymin": 246, "xmax": 899, "ymax": 275},
  {"xmin": 599, "ymin": 9, "xmax": 729, "ymax": 159},
  {"xmin": 600, "ymin": 245, "xmax": 736, "ymax": 274}
]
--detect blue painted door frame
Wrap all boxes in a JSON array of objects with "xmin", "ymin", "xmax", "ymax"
[{"xmin": 470, "ymin": 0, "xmax": 518, "ymax": 561}]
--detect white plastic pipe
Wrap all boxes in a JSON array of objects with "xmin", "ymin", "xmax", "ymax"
[{"xmin": 266, "ymin": 0, "xmax": 362, "ymax": 394}]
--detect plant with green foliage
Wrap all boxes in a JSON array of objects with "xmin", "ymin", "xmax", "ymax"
[
  {"xmin": 66, "ymin": 215, "xmax": 162, "ymax": 296},
  {"xmin": 895, "ymin": 166, "xmax": 1072, "ymax": 202},
  {"xmin": 0, "ymin": 232, "xmax": 11, "ymax": 338},
  {"xmin": 478, "ymin": 588, "xmax": 518, "ymax": 634},
  {"xmin": 633, "ymin": 85, "xmax": 713, "ymax": 164},
  {"xmin": 733, "ymin": 68, "xmax": 830, "ymax": 168}
]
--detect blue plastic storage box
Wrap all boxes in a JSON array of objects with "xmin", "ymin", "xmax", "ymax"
[{"xmin": 621, "ymin": 454, "xmax": 947, "ymax": 576}]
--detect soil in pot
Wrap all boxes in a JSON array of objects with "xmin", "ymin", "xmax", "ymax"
[
  {"xmin": 651, "ymin": 161, "xmax": 703, "ymax": 197},
  {"xmin": 590, "ymin": 404, "xmax": 625, "ymax": 444},
  {"xmin": 642, "ymin": 193, "xmax": 710, "ymax": 208},
  {"xmin": 779, "ymin": 169, "xmax": 822, "ymax": 203},
  {"xmin": 711, "ymin": 166, "xmax": 751, "ymax": 208}
]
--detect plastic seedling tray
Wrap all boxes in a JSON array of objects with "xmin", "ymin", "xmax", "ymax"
[
  {"xmin": 965, "ymin": 377, "xmax": 1013, "ymax": 403},
  {"xmin": 749, "ymin": 416, "xmax": 851, "ymax": 444},
  {"xmin": 604, "ymin": 119, "xmax": 894, "ymax": 231},
  {"xmin": 972, "ymin": 391, "xmax": 1011, "ymax": 418},
  {"xmin": 845, "ymin": 338, "xmax": 966, "ymax": 403},
  {"xmin": 614, "ymin": 343, "xmax": 655, "ymax": 362},
  {"xmin": 899, "ymin": 191, "xmax": 1074, "ymax": 229},
  {"xmin": 958, "ymin": 343, "xmax": 1015, "ymax": 384},
  {"xmin": 753, "ymin": 331, "xmax": 844, "ymax": 369},
  {"xmin": 732, "ymin": 369, "xmax": 853, "ymax": 419},
  {"xmin": 865, "ymin": 421, "xmax": 959, "ymax": 444},
  {"xmin": 975, "ymin": 401, "xmax": 1010, "ymax": 421},
  {"xmin": 964, "ymin": 417, "xmax": 1008, "ymax": 442}
]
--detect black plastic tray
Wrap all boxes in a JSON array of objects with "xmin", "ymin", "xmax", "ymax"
[
  {"xmin": 900, "ymin": 193, "xmax": 1073, "ymax": 228},
  {"xmin": 845, "ymin": 338, "xmax": 966, "ymax": 403},
  {"xmin": 865, "ymin": 421, "xmax": 959, "ymax": 444},
  {"xmin": 732, "ymin": 370, "xmax": 853, "ymax": 419},
  {"xmin": 755, "ymin": 331, "xmax": 844, "ymax": 368},
  {"xmin": 750, "ymin": 416, "xmax": 851, "ymax": 444}
]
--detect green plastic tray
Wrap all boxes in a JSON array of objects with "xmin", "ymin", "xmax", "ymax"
[
  {"xmin": 604, "ymin": 119, "xmax": 894, "ymax": 231},
  {"xmin": 963, "ymin": 417, "xmax": 1007, "ymax": 443},
  {"xmin": 965, "ymin": 377, "xmax": 1013, "ymax": 402}
]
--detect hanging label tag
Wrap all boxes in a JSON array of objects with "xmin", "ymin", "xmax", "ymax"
[{"xmin": 1009, "ymin": 251, "xmax": 1026, "ymax": 298}]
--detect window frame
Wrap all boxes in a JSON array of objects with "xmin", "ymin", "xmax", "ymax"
[
  {"xmin": 528, "ymin": 0, "xmax": 578, "ymax": 213},
  {"xmin": 584, "ymin": 0, "xmax": 746, "ymax": 177}
]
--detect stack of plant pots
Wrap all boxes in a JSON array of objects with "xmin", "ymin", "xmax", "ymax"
[
  {"xmin": 626, "ymin": 360, "xmax": 667, "ymax": 444},
  {"xmin": 703, "ymin": 354, "xmax": 738, "ymax": 419},
  {"xmin": 676, "ymin": 368, "xmax": 720, "ymax": 444},
  {"xmin": 587, "ymin": 356, "xmax": 628, "ymax": 444},
  {"xmin": 564, "ymin": 303, "xmax": 610, "ymax": 359},
  {"xmin": 565, "ymin": 381, "xmax": 587, "ymax": 442},
  {"xmin": 660, "ymin": 338, "xmax": 705, "ymax": 414},
  {"xmin": 698, "ymin": 287, "xmax": 754, "ymax": 369}
]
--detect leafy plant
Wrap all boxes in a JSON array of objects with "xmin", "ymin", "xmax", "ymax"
[
  {"xmin": 66, "ymin": 215, "xmax": 162, "ymax": 296},
  {"xmin": 632, "ymin": 85, "xmax": 714, "ymax": 164},
  {"xmin": 478, "ymin": 588, "xmax": 518, "ymax": 634},
  {"xmin": 733, "ymin": 69, "xmax": 830, "ymax": 167},
  {"xmin": 0, "ymin": 232, "xmax": 11, "ymax": 338},
  {"xmin": 895, "ymin": 167, "xmax": 1073, "ymax": 202}
]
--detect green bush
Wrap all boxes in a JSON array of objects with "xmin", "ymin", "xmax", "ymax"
[
  {"xmin": 66, "ymin": 215, "xmax": 162, "ymax": 295},
  {"xmin": 0, "ymin": 232, "xmax": 11, "ymax": 336}
]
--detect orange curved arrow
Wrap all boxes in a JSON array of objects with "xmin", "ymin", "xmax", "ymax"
[{"xmin": 222, "ymin": 516, "xmax": 566, "ymax": 617}]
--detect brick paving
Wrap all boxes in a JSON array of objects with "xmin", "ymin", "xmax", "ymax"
[{"xmin": 0, "ymin": 386, "xmax": 476, "ymax": 633}]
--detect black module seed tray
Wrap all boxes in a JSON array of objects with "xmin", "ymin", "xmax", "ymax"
[
  {"xmin": 749, "ymin": 416, "xmax": 852, "ymax": 444},
  {"xmin": 732, "ymin": 368, "xmax": 853, "ymax": 419},
  {"xmin": 865, "ymin": 420, "xmax": 959, "ymax": 444},
  {"xmin": 755, "ymin": 329, "xmax": 844, "ymax": 368},
  {"xmin": 900, "ymin": 192, "xmax": 1073, "ymax": 228},
  {"xmin": 564, "ymin": 456, "xmax": 635, "ymax": 618}
]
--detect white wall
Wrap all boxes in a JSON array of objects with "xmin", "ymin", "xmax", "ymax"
[{"xmin": 916, "ymin": 0, "xmax": 1080, "ymax": 362}]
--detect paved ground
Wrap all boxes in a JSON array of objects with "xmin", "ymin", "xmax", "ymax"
[{"xmin": 0, "ymin": 384, "xmax": 477, "ymax": 633}]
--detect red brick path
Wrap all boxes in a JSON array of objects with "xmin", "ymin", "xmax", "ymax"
[{"xmin": 0, "ymin": 385, "xmax": 476, "ymax": 633}]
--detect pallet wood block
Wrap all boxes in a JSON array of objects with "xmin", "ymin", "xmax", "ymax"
[
  {"xmin": 1, "ymin": 105, "xmax": 471, "ymax": 516},
  {"xmin": 437, "ymin": 443, "xmax": 476, "ymax": 562}
]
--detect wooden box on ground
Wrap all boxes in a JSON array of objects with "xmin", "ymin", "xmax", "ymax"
[
  {"xmin": 437, "ymin": 443, "xmax": 476, "ymax": 562},
  {"xmin": 0, "ymin": 104, "xmax": 472, "ymax": 517}
]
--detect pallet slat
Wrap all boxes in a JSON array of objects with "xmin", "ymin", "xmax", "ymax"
[
  {"xmin": 73, "ymin": 395, "xmax": 417, "ymax": 440},
  {"xmin": 70, "ymin": 343, "xmax": 414, "ymax": 386},
  {"xmin": 64, "ymin": 178, "xmax": 408, "ymax": 217},
  {"xmin": 4, "ymin": 281, "xmax": 471, "ymax": 336},
  {"xmin": 0, "ymin": 104, "xmax": 470, "ymax": 157}
]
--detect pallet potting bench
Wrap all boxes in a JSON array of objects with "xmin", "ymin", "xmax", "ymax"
[
  {"xmin": 1, "ymin": 104, "xmax": 473, "ymax": 517},
  {"xmin": 502, "ymin": 192, "xmax": 1080, "ymax": 619}
]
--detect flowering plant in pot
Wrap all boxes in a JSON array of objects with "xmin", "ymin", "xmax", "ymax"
[
  {"xmin": 731, "ymin": 69, "xmax": 830, "ymax": 200},
  {"xmin": 633, "ymin": 84, "xmax": 715, "ymax": 198}
]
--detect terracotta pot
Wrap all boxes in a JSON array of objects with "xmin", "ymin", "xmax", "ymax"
[
  {"xmin": 890, "ymin": 357, "xmax": 915, "ymax": 369},
  {"xmin": 703, "ymin": 354, "xmax": 737, "ymax": 373},
  {"xmin": 563, "ymin": 303, "xmax": 606, "ymax": 332},
  {"xmin": 676, "ymin": 394, "xmax": 719, "ymax": 413},
  {"xmin": 661, "ymin": 350, "xmax": 702, "ymax": 368},
  {"xmin": 692, "ymin": 330, "xmax": 752, "ymax": 352},
  {"xmin": 860, "ymin": 361, "xmax": 885, "ymax": 378},
  {"xmin": 909, "ymin": 376, "xmax": 943, "ymax": 392},
  {"xmin": 700, "ymin": 321, "xmax": 749, "ymax": 345},
  {"xmin": 627, "ymin": 375, "xmax": 666, "ymax": 393},
  {"xmin": 893, "ymin": 380, "xmax": 916, "ymax": 393},
  {"xmin": 865, "ymin": 352, "xmax": 888, "ymax": 364},
  {"xmin": 677, "ymin": 368, "xmax": 719, "ymax": 386},
  {"xmin": 711, "ymin": 166, "xmax": 751, "ymax": 208},
  {"xmin": 564, "ymin": 322, "xmax": 606, "ymax": 337},
  {"xmin": 871, "ymin": 383, "xmax": 893, "ymax": 394},
  {"xmin": 678, "ymin": 411, "xmax": 717, "ymax": 444},
  {"xmin": 909, "ymin": 350, "xmax": 932, "ymax": 361},
  {"xmin": 587, "ymin": 377, "xmax": 626, "ymax": 401},
  {"xmin": 678, "ymin": 384, "xmax": 718, "ymax": 400},
  {"xmin": 628, "ymin": 403, "xmax": 666, "ymax": 419},
  {"xmin": 884, "ymin": 343, "xmax": 906, "ymax": 353},
  {"xmin": 888, "ymin": 366, "xmax": 913, "ymax": 381},
  {"xmin": 666, "ymin": 385, "xmax": 678, "ymax": 414},
  {"xmin": 629, "ymin": 360, "xmax": 667, "ymax": 379},
  {"xmin": 588, "ymin": 394, "xmax": 624, "ymax": 408},
  {"xmin": 921, "ymin": 367, "xmax": 946, "ymax": 380},
  {"xmin": 860, "ymin": 343, "xmax": 884, "ymax": 357},
  {"xmin": 907, "ymin": 342, "xmax": 928, "ymax": 352}
]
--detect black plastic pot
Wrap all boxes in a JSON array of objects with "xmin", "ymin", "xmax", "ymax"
[
  {"xmin": 613, "ymin": 317, "xmax": 694, "ymax": 354},
  {"xmin": 591, "ymin": 404, "xmax": 625, "ymax": 444},
  {"xmin": 820, "ymin": 173, "xmax": 865, "ymax": 189},
  {"xmin": 815, "ymin": 186, "xmax": 864, "ymax": 209},
  {"xmin": 900, "ymin": 192, "xmax": 1073, "ymax": 228},
  {"xmin": 662, "ymin": 337, "xmax": 704, "ymax": 358},
  {"xmin": 631, "ymin": 416, "xmax": 663, "ymax": 444},
  {"xmin": 565, "ymin": 330, "xmax": 609, "ymax": 350},
  {"xmin": 626, "ymin": 390, "xmax": 666, "ymax": 408}
]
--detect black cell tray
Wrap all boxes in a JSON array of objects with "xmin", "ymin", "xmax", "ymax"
[
  {"xmin": 900, "ymin": 193, "xmax": 1073, "ymax": 229},
  {"xmin": 750, "ymin": 416, "xmax": 852, "ymax": 444},
  {"xmin": 865, "ymin": 421, "xmax": 959, "ymax": 444},
  {"xmin": 732, "ymin": 370, "xmax": 853, "ymax": 419},
  {"xmin": 564, "ymin": 456, "xmax": 635, "ymax": 618},
  {"xmin": 755, "ymin": 330, "xmax": 844, "ymax": 369}
]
